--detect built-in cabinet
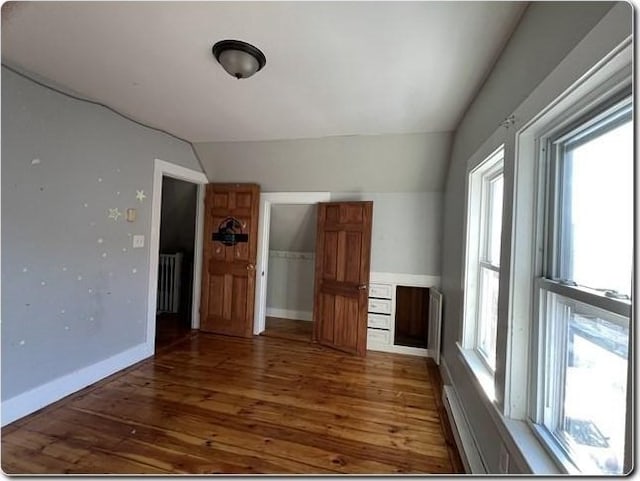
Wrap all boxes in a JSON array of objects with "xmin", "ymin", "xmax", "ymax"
[{"xmin": 366, "ymin": 272, "xmax": 440, "ymax": 356}]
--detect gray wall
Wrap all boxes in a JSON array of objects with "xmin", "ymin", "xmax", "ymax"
[
  {"xmin": 159, "ymin": 176, "xmax": 197, "ymax": 255},
  {"xmin": 266, "ymin": 253, "xmax": 315, "ymax": 318},
  {"xmin": 194, "ymin": 133, "xmax": 448, "ymax": 277},
  {"xmin": 1, "ymin": 66, "xmax": 202, "ymax": 400},
  {"xmin": 331, "ymin": 192, "xmax": 442, "ymax": 276},
  {"xmin": 269, "ymin": 204, "xmax": 316, "ymax": 252},
  {"xmin": 193, "ymin": 132, "xmax": 451, "ymax": 193},
  {"xmin": 439, "ymin": 2, "xmax": 621, "ymax": 474}
]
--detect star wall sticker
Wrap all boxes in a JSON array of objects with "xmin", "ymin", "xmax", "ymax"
[
  {"xmin": 136, "ymin": 190, "xmax": 146, "ymax": 203},
  {"xmin": 108, "ymin": 207, "xmax": 122, "ymax": 221}
]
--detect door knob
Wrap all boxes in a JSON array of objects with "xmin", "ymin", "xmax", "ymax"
[
  {"xmin": 358, "ymin": 284, "xmax": 368, "ymax": 290},
  {"xmin": 247, "ymin": 264, "xmax": 255, "ymax": 271}
]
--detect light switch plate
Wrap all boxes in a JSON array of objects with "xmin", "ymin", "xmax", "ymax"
[{"xmin": 133, "ymin": 235, "xmax": 144, "ymax": 248}]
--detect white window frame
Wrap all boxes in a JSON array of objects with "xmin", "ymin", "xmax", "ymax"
[
  {"xmin": 510, "ymin": 41, "xmax": 632, "ymax": 474},
  {"xmin": 529, "ymin": 93, "xmax": 632, "ymax": 475},
  {"xmin": 461, "ymin": 146, "xmax": 505, "ymax": 383}
]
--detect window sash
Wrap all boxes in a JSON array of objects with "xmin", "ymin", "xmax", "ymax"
[
  {"xmin": 530, "ymin": 91, "xmax": 633, "ymax": 474},
  {"xmin": 534, "ymin": 287, "xmax": 629, "ymax": 474}
]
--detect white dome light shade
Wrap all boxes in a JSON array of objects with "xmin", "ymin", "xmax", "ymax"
[{"xmin": 212, "ymin": 40, "xmax": 266, "ymax": 79}]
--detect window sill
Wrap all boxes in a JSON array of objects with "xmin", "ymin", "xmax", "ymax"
[{"xmin": 454, "ymin": 342, "xmax": 562, "ymax": 474}]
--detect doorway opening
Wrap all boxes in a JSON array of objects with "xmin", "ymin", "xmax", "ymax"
[
  {"xmin": 155, "ymin": 176, "xmax": 198, "ymax": 349},
  {"xmin": 253, "ymin": 192, "xmax": 331, "ymax": 336},
  {"xmin": 261, "ymin": 203, "xmax": 317, "ymax": 343}
]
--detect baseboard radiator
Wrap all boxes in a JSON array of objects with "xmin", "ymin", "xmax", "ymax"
[
  {"xmin": 157, "ymin": 252, "xmax": 183, "ymax": 313},
  {"xmin": 442, "ymin": 384, "xmax": 487, "ymax": 474}
]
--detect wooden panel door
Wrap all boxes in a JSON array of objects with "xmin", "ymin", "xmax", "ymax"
[
  {"xmin": 313, "ymin": 202, "xmax": 373, "ymax": 356},
  {"xmin": 200, "ymin": 183, "xmax": 259, "ymax": 338}
]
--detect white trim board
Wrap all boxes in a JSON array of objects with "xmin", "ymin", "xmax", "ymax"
[
  {"xmin": 1, "ymin": 343, "xmax": 149, "ymax": 427},
  {"xmin": 368, "ymin": 344, "xmax": 428, "ymax": 357},
  {"xmin": 370, "ymin": 272, "xmax": 441, "ymax": 288},
  {"xmin": 265, "ymin": 308, "xmax": 312, "ymax": 322},
  {"xmin": 147, "ymin": 159, "xmax": 208, "ymax": 353},
  {"xmin": 254, "ymin": 192, "xmax": 331, "ymax": 335}
]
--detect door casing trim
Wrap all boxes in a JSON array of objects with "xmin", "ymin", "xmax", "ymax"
[
  {"xmin": 254, "ymin": 192, "xmax": 331, "ymax": 335},
  {"xmin": 147, "ymin": 159, "xmax": 208, "ymax": 354}
]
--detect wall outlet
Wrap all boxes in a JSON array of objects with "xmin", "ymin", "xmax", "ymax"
[
  {"xmin": 499, "ymin": 444, "xmax": 510, "ymax": 473},
  {"xmin": 132, "ymin": 235, "xmax": 144, "ymax": 248}
]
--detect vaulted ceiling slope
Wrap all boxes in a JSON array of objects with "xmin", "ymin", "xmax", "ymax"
[{"xmin": 1, "ymin": 2, "xmax": 526, "ymax": 143}]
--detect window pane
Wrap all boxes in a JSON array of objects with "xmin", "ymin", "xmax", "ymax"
[
  {"xmin": 558, "ymin": 116, "xmax": 633, "ymax": 296},
  {"xmin": 477, "ymin": 265, "xmax": 499, "ymax": 370},
  {"xmin": 544, "ymin": 291, "xmax": 628, "ymax": 474},
  {"xmin": 487, "ymin": 174, "xmax": 503, "ymax": 265}
]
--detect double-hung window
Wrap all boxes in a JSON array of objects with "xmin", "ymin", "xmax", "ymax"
[
  {"xmin": 531, "ymin": 94, "xmax": 632, "ymax": 475},
  {"xmin": 464, "ymin": 147, "xmax": 504, "ymax": 374}
]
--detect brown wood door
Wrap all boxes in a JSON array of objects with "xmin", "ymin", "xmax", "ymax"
[
  {"xmin": 313, "ymin": 201, "xmax": 373, "ymax": 356},
  {"xmin": 200, "ymin": 183, "xmax": 259, "ymax": 338}
]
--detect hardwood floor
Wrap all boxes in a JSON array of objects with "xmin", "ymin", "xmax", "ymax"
[
  {"xmin": 261, "ymin": 316, "xmax": 313, "ymax": 343},
  {"xmin": 155, "ymin": 313, "xmax": 194, "ymax": 350},
  {"xmin": 2, "ymin": 333, "xmax": 463, "ymax": 474}
]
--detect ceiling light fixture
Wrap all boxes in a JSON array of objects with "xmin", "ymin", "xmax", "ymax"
[{"xmin": 212, "ymin": 39, "xmax": 266, "ymax": 79}]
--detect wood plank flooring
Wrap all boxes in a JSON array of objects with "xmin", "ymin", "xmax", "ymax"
[
  {"xmin": 261, "ymin": 317, "xmax": 313, "ymax": 343},
  {"xmin": 1, "ymin": 333, "xmax": 463, "ymax": 474}
]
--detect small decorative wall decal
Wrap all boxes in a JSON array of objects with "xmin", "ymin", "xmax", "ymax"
[
  {"xmin": 19, "ymin": 340, "xmax": 25, "ymax": 346},
  {"xmin": 116, "ymin": 168, "xmax": 121, "ymax": 173},
  {"xmin": 62, "ymin": 266, "xmax": 67, "ymax": 271},
  {"xmin": 116, "ymin": 191, "xmax": 121, "ymax": 196},
  {"xmin": 89, "ymin": 316, "xmax": 95, "ymax": 321},
  {"xmin": 64, "ymin": 326, "xmax": 70, "ymax": 331},
  {"xmin": 98, "ymin": 177, "xmax": 103, "ymax": 183},
  {"xmin": 101, "ymin": 252, "xmax": 107, "ymax": 258},
  {"xmin": 108, "ymin": 207, "xmax": 122, "ymax": 221},
  {"xmin": 60, "ymin": 309, "xmax": 66, "ymax": 314},
  {"xmin": 22, "ymin": 267, "xmax": 28, "ymax": 273},
  {"xmin": 126, "ymin": 208, "xmax": 136, "ymax": 222},
  {"xmin": 132, "ymin": 268, "xmax": 137, "ymax": 274},
  {"xmin": 97, "ymin": 238, "xmax": 104, "ymax": 244},
  {"xmin": 135, "ymin": 190, "xmax": 146, "ymax": 202},
  {"xmin": 77, "ymin": 275, "xmax": 83, "ymax": 281},
  {"xmin": 88, "ymin": 288, "xmax": 93, "ymax": 294},
  {"xmin": 122, "ymin": 247, "xmax": 127, "ymax": 253},
  {"xmin": 40, "ymin": 281, "xmax": 46, "ymax": 286},
  {"xmin": 31, "ymin": 158, "xmax": 41, "ymax": 165},
  {"xmin": 83, "ymin": 203, "xmax": 89, "ymax": 208}
]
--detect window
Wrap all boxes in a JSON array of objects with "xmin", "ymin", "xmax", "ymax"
[
  {"xmin": 531, "ymin": 95, "xmax": 632, "ymax": 475},
  {"xmin": 464, "ymin": 147, "xmax": 504, "ymax": 373}
]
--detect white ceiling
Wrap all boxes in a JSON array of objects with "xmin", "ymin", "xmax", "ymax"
[{"xmin": 2, "ymin": 2, "xmax": 526, "ymax": 143}]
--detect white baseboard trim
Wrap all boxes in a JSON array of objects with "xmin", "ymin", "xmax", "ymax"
[
  {"xmin": 266, "ymin": 308, "xmax": 312, "ymax": 322},
  {"xmin": 1, "ymin": 343, "xmax": 151, "ymax": 427},
  {"xmin": 368, "ymin": 343, "xmax": 428, "ymax": 357},
  {"xmin": 442, "ymin": 383, "xmax": 487, "ymax": 474}
]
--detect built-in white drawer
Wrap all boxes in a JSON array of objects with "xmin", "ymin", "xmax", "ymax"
[
  {"xmin": 367, "ymin": 328, "xmax": 391, "ymax": 346},
  {"xmin": 369, "ymin": 282, "xmax": 393, "ymax": 299},
  {"xmin": 368, "ymin": 298, "xmax": 392, "ymax": 314},
  {"xmin": 368, "ymin": 313, "xmax": 392, "ymax": 330}
]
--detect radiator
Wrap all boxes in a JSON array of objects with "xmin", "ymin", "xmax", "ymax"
[
  {"xmin": 428, "ymin": 288, "xmax": 443, "ymax": 365},
  {"xmin": 157, "ymin": 253, "xmax": 183, "ymax": 313}
]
